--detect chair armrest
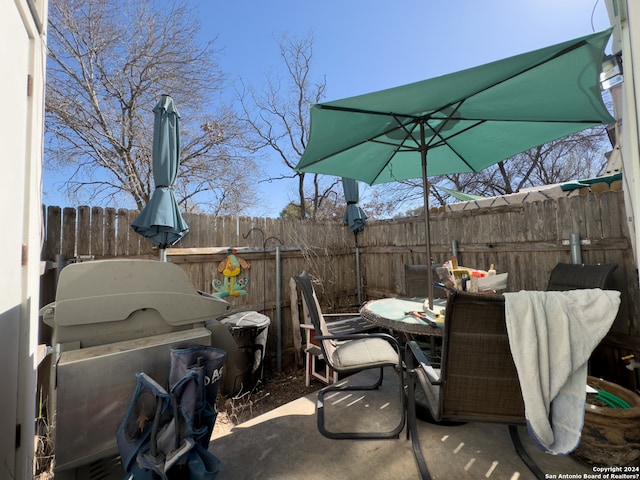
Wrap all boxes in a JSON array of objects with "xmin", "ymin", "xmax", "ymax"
[
  {"xmin": 305, "ymin": 344, "xmax": 323, "ymax": 357},
  {"xmin": 406, "ymin": 340, "xmax": 440, "ymax": 384}
]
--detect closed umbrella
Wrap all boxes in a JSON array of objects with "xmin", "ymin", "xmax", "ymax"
[
  {"xmin": 132, "ymin": 94, "xmax": 189, "ymax": 261},
  {"xmin": 341, "ymin": 177, "xmax": 367, "ymax": 238},
  {"xmin": 296, "ymin": 30, "xmax": 614, "ymax": 309},
  {"xmin": 341, "ymin": 177, "xmax": 367, "ymax": 303}
]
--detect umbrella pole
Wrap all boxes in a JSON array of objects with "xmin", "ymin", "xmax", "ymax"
[
  {"xmin": 420, "ymin": 123, "xmax": 434, "ymax": 311},
  {"xmin": 159, "ymin": 248, "xmax": 167, "ymax": 262},
  {"xmin": 354, "ymin": 232, "xmax": 363, "ymax": 305}
]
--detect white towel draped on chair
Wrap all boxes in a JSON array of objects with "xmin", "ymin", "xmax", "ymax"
[{"xmin": 504, "ymin": 289, "xmax": 620, "ymax": 454}]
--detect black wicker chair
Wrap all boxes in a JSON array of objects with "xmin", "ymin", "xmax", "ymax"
[
  {"xmin": 406, "ymin": 262, "xmax": 619, "ymax": 479},
  {"xmin": 546, "ymin": 262, "xmax": 617, "ymax": 291},
  {"xmin": 405, "ymin": 290, "xmax": 543, "ymax": 480}
]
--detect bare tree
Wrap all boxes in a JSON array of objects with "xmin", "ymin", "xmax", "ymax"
[
  {"xmin": 386, "ymin": 127, "xmax": 610, "ymax": 215},
  {"xmin": 445, "ymin": 128, "xmax": 609, "ymax": 197},
  {"xmin": 45, "ymin": 0, "xmax": 257, "ymax": 214},
  {"xmin": 239, "ymin": 33, "xmax": 341, "ymax": 220}
]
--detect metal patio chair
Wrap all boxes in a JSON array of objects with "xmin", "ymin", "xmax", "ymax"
[
  {"xmin": 294, "ymin": 280, "xmax": 377, "ymax": 387},
  {"xmin": 293, "ymin": 271, "xmax": 405, "ymax": 439}
]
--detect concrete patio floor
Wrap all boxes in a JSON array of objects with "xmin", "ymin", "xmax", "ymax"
[{"xmin": 209, "ymin": 369, "xmax": 595, "ymax": 480}]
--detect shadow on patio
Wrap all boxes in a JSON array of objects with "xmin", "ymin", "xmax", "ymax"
[{"xmin": 209, "ymin": 369, "xmax": 593, "ymax": 480}]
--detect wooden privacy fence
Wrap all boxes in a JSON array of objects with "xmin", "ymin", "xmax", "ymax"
[
  {"xmin": 40, "ymin": 190, "xmax": 640, "ymax": 389},
  {"xmin": 39, "ymin": 206, "xmax": 361, "ymax": 376}
]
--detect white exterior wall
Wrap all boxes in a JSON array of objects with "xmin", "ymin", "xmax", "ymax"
[
  {"xmin": 1, "ymin": 1, "xmax": 47, "ymax": 478},
  {"xmin": 607, "ymin": 0, "xmax": 640, "ymax": 282},
  {"xmin": 620, "ymin": 1, "xmax": 640, "ymax": 280}
]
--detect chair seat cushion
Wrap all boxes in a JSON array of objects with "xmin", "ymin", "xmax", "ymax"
[{"xmin": 331, "ymin": 337, "xmax": 398, "ymax": 369}]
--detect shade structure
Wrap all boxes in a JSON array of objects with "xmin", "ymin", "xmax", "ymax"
[
  {"xmin": 296, "ymin": 30, "xmax": 615, "ymax": 308},
  {"xmin": 132, "ymin": 95, "xmax": 189, "ymax": 259}
]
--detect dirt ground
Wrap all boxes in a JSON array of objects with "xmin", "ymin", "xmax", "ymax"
[{"xmin": 214, "ymin": 366, "xmax": 318, "ymax": 436}]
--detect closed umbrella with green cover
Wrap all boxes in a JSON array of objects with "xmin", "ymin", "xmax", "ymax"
[
  {"xmin": 341, "ymin": 177, "xmax": 367, "ymax": 237},
  {"xmin": 296, "ymin": 30, "xmax": 614, "ymax": 308},
  {"xmin": 342, "ymin": 177, "xmax": 367, "ymax": 303},
  {"xmin": 132, "ymin": 95, "xmax": 189, "ymax": 260}
]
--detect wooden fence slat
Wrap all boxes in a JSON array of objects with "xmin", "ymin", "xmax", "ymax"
[
  {"xmin": 181, "ymin": 213, "xmax": 198, "ymax": 248},
  {"xmin": 45, "ymin": 206, "xmax": 61, "ymax": 260},
  {"xmin": 61, "ymin": 207, "xmax": 77, "ymax": 259},
  {"xmin": 77, "ymin": 206, "xmax": 90, "ymax": 256},
  {"xmin": 104, "ymin": 208, "xmax": 116, "ymax": 256},
  {"xmin": 116, "ymin": 208, "xmax": 129, "ymax": 256},
  {"xmin": 127, "ymin": 210, "xmax": 142, "ymax": 255},
  {"xmin": 91, "ymin": 206, "xmax": 104, "ymax": 257}
]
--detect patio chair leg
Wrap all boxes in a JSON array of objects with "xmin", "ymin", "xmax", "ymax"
[
  {"xmin": 316, "ymin": 367, "xmax": 405, "ymax": 440},
  {"xmin": 407, "ymin": 366, "xmax": 431, "ymax": 480},
  {"xmin": 406, "ymin": 367, "xmax": 432, "ymax": 480},
  {"xmin": 508, "ymin": 425, "xmax": 544, "ymax": 480}
]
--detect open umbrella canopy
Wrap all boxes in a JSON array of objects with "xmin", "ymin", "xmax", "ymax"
[
  {"xmin": 132, "ymin": 95, "xmax": 189, "ymax": 252},
  {"xmin": 296, "ymin": 29, "xmax": 614, "ymax": 308},
  {"xmin": 296, "ymin": 29, "xmax": 614, "ymax": 184}
]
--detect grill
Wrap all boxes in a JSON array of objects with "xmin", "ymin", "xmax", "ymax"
[{"xmin": 40, "ymin": 259, "xmax": 232, "ymax": 475}]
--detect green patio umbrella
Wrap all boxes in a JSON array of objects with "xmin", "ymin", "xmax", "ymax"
[
  {"xmin": 296, "ymin": 29, "xmax": 614, "ymax": 309},
  {"xmin": 132, "ymin": 94, "xmax": 189, "ymax": 261}
]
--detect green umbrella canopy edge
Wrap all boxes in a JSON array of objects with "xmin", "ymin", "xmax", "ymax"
[{"xmin": 296, "ymin": 29, "xmax": 615, "ymax": 186}]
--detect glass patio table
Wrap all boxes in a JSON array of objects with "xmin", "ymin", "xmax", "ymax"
[
  {"xmin": 360, "ymin": 297, "xmax": 448, "ymax": 367},
  {"xmin": 361, "ymin": 297, "xmax": 448, "ymax": 414},
  {"xmin": 360, "ymin": 297, "xmax": 447, "ymax": 337}
]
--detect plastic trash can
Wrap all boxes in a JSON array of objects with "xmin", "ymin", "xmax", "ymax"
[{"xmin": 220, "ymin": 311, "xmax": 271, "ymax": 396}]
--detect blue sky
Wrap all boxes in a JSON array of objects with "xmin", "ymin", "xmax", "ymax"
[
  {"xmin": 42, "ymin": 0, "xmax": 612, "ymax": 217},
  {"xmin": 197, "ymin": 0, "xmax": 612, "ymax": 217},
  {"xmin": 203, "ymin": 0, "xmax": 610, "ymax": 100}
]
